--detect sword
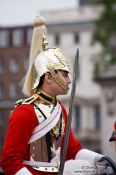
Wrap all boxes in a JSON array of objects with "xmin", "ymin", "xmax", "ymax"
[{"xmin": 58, "ymin": 48, "xmax": 79, "ymax": 175}]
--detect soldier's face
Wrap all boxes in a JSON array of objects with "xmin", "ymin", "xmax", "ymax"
[{"xmin": 51, "ymin": 70, "xmax": 71, "ymax": 96}]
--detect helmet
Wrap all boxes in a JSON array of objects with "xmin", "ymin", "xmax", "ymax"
[
  {"xmin": 33, "ymin": 47, "xmax": 70, "ymax": 89},
  {"xmin": 22, "ymin": 16, "xmax": 70, "ymax": 96}
]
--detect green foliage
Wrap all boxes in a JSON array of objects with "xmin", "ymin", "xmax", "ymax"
[{"xmin": 92, "ymin": 0, "xmax": 116, "ymax": 76}]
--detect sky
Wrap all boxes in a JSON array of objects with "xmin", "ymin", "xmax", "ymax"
[{"xmin": 0, "ymin": 0, "xmax": 78, "ymax": 26}]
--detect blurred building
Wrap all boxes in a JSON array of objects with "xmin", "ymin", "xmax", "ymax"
[
  {"xmin": 0, "ymin": 1, "xmax": 114, "ymax": 160},
  {"xmin": 96, "ymin": 65, "xmax": 116, "ymax": 162},
  {"xmin": 0, "ymin": 26, "xmax": 32, "ymax": 151}
]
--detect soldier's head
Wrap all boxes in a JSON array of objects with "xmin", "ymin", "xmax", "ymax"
[{"xmin": 22, "ymin": 16, "xmax": 71, "ymax": 97}]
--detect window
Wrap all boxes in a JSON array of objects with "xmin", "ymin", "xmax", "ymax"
[
  {"xmin": 26, "ymin": 28, "xmax": 33, "ymax": 45},
  {"xmin": 75, "ymin": 106, "xmax": 81, "ymax": 131},
  {"xmin": 24, "ymin": 58, "xmax": 28, "ymax": 72},
  {"xmin": 0, "ymin": 83, "xmax": 4, "ymax": 98},
  {"xmin": 9, "ymin": 57, "xmax": 19, "ymax": 73},
  {"xmin": 0, "ymin": 59, "xmax": 4, "ymax": 73},
  {"xmin": 0, "ymin": 30, "xmax": 9, "ymax": 48},
  {"xmin": 0, "ymin": 109, "xmax": 8, "ymax": 125},
  {"xmin": 9, "ymin": 83, "xmax": 18, "ymax": 99},
  {"xmin": 80, "ymin": 0, "xmax": 93, "ymax": 6},
  {"xmin": 94, "ymin": 105, "xmax": 101, "ymax": 130},
  {"xmin": 54, "ymin": 34, "xmax": 60, "ymax": 45},
  {"xmin": 74, "ymin": 33, "xmax": 79, "ymax": 44},
  {"xmin": 12, "ymin": 29, "xmax": 23, "ymax": 47}
]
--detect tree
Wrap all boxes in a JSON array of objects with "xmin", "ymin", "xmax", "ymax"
[{"xmin": 92, "ymin": 0, "xmax": 116, "ymax": 76}]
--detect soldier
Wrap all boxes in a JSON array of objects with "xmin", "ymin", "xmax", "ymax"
[{"xmin": 1, "ymin": 16, "xmax": 110, "ymax": 175}]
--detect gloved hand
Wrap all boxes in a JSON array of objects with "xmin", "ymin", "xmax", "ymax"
[
  {"xmin": 50, "ymin": 147, "xmax": 60, "ymax": 164},
  {"xmin": 75, "ymin": 149, "xmax": 115, "ymax": 175}
]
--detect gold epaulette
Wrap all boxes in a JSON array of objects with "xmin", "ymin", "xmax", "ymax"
[{"xmin": 15, "ymin": 94, "xmax": 39, "ymax": 107}]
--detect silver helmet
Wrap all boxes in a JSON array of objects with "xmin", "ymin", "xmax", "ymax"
[{"xmin": 23, "ymin": 16, "xmax": 70, "ymax": 96}]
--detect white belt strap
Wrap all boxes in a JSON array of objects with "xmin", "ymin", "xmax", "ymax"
[
  {"xmin": 23, "ymin": 160, "xmax": 58, "ymax": 168},
  {"xmin": 24, "ymin": 160, "xmax": 59, "ymax": 173},
  {"xmin": 28, "ymin": 102, "xmax": 62, "ymax": 144}
]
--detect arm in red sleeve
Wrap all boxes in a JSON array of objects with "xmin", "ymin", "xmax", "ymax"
[
  {"xmin": 66, "ymin": 128, "xmax": 82, "ymax": 160},
  {"xmin": 1, "ymin": 104, "xmax": 38, "ymax": 175}
]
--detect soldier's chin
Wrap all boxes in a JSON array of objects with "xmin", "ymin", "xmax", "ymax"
[
  {"xmin": 64, "ymin": 87, "xmax": 69, "ymax": 94},
  {"xmin": 67, "ymin": 86, "xmax": 70, "ymax": 92},
  {"xmin": 59, "ymin": 86, "xmax": 69, "ymax": 95}
]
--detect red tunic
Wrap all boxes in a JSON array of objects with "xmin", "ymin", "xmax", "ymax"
[{"xmin": 1, "ymin": 102, "xmax": 82, "ymax": 175}]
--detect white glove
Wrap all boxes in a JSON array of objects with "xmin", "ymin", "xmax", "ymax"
[
  {"xmin": 63, "ymin": 159, "xmax": 93, "ymax": 175},
  {"xmin": 51, "ymin": 147, "xmax": 60, "ymax": 164},
  {"xmin": 75, "ymin": 149, "xmax": 103, "ymax": 166}
]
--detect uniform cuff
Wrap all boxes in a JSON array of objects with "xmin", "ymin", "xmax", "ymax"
[{"xmin": 15, "ymin": 167, "xmax": 32, "ymax": 175}]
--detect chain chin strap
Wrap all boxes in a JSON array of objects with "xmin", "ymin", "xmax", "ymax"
[{"xmin": 48, "ymin": 69, "xmax": 68, "ymax": 92}]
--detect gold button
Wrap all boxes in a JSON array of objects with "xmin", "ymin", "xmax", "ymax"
[
  {"xmin": 33, "ymin": 146, "xmax": 35, "ymax": 150},
  {"xmin": 32, "ymin": 153, "xmax": 35, "ymax": 157}
]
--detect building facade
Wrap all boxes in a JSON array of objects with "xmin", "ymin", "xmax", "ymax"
[
  {"xmin": 96, "ymin": 65, "xmax": 116, "ymax": 162},
  {"xmin": 0, "ymin": 26, "xmax": 32, "ymax": 151}
]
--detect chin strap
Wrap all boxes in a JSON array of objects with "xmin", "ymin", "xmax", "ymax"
[{"xmin": 47, "ymin": 68, "xmax": 69, "ymax": 92}]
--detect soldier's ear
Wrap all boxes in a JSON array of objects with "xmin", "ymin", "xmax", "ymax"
[{"xmin": 45, "ymin": 73, "xmax": 52, "ymax": 84}]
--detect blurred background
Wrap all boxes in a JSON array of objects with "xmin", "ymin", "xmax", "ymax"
[{"xmin": 0, "ymin": 0, "xmax": 116, "ymax": 169}]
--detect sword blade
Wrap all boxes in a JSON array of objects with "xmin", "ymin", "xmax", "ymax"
[{"xmin": 58, "ymin": 48, "xmax": 79, "ymax": 175}]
